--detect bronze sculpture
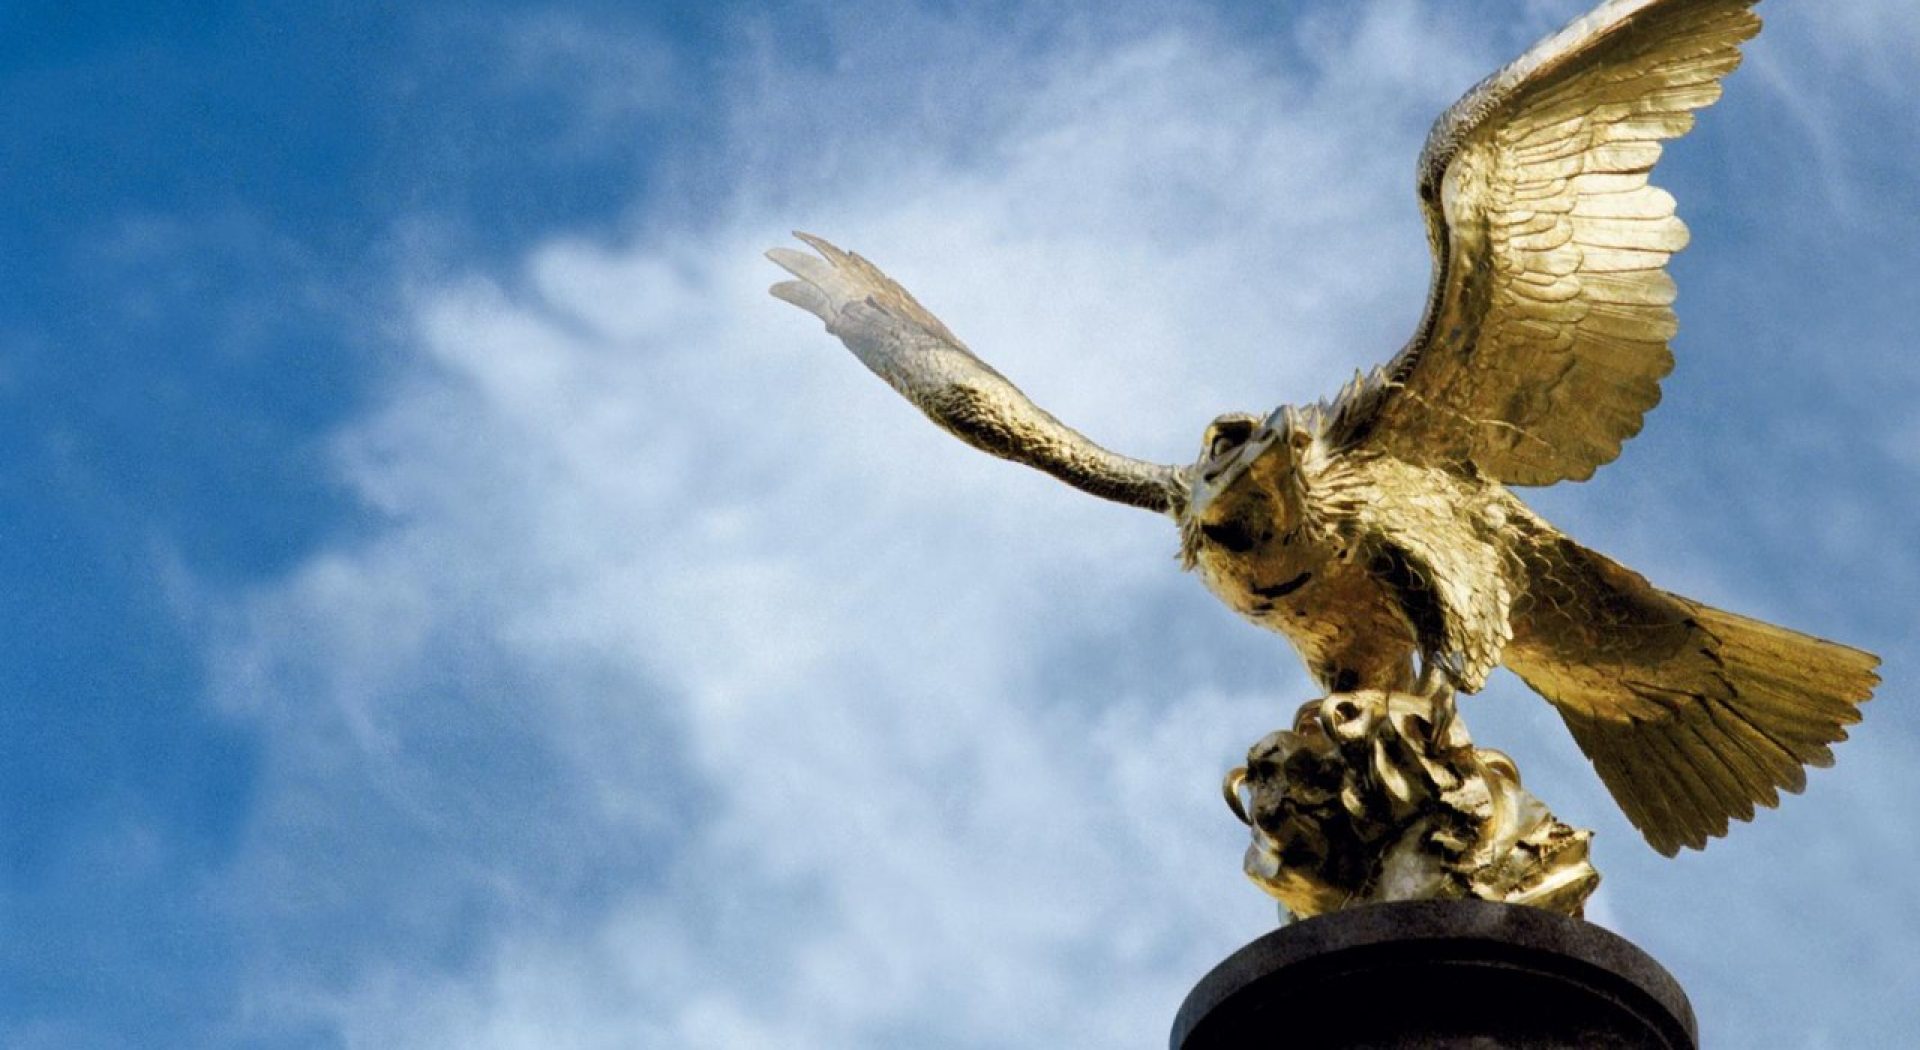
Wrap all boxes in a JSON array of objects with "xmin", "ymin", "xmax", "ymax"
[{"xmin": 766, "ymin": 0, "xmax": 1877, "ymax": 861}]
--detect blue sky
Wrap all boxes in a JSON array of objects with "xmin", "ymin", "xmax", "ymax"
[{"xmin": 3, "ymin": 1, "xmax": 1916, "ymax": 1046}]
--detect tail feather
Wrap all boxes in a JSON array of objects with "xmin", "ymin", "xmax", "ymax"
[{"xmin": 1551, "ymin": 603, "xmax": 1877, "ymax": 855}]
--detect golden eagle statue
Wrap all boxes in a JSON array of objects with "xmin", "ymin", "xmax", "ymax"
[{"xmin": 767, "ymin": 0, "xmax": 1877, "ymax": 857}]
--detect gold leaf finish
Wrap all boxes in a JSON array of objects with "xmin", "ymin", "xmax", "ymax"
[
  {"xmin": 1335, "ymin": 0, "xmax": 1763, "ymax": 486},
  {"xmin": 766, "ymin": 0, "xmax": 1881, "ymax": 865},
  {"xmin": 1229, "ymin": 689, "xmax": 1599, "ymax": 919}
]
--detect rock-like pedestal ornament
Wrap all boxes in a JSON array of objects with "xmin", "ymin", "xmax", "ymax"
[
  {"xmin": 1180, "ymin": 690, "xmax": 1695, "ymax": 1049},
  {"xmin": 1226, "ymin": 689, "xmax": 1599, "ymax": 919}
]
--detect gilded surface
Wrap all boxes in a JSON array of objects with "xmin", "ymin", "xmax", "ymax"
[
  {"xmin": 1228, "ymin": 689, "xmax": 1598, "ymax": 919},
  {"xmin": 767, "ymin": 0, "xmax": 1879, "ymax": 862}
]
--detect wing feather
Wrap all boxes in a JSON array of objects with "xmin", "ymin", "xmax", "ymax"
[
  {"xmin": 767, "ymin": 234, "xmax": 1185, "ymax": 514},
  {"xmin": 1331, "ymin": 0, "xmax": 1762, "ymax": 486}
]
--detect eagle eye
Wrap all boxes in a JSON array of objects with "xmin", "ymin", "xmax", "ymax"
[{"xmin": 1206, "ymin": 417, "xmax": 1257, "ymax": 460}]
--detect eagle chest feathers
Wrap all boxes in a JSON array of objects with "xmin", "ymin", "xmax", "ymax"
[{"xmin": 1185, "ymin": 442, "xmax": 1518, "ymax": 695}]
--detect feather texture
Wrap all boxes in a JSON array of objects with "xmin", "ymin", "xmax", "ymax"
[
  {"xmin": 768, "ymin": 234, "xmax": 1186, "ymax": 513},
  {"xmin": 1332, "ymin": 0, "xmax": 1763, "ymax": 486},
  {"xmin": 1507, "ymin": 531, "xmax": 1877, "ymax": 855}
]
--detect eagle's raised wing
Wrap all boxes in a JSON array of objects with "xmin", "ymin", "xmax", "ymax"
[
  {"xmin": 768, "ymin": 233, "xmax": 1186, "ymax": 514},
  {"xmin": 1329, "ymin": 0, "xmax": 1762, "ymax": 486}
]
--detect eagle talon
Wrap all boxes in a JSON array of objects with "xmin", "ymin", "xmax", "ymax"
[
  {"xmin": 1223, "ymin": 766, "xmax": 1252, "ymax": 825},
  {"xmin": 1415, "ymin": 662, "xmax": 1459, "ymax": 745}
]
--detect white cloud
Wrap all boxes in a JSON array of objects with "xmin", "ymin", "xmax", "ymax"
[{"xmin": 205, "ymin": 3, "xmax": 1920, "ymax": 1047}]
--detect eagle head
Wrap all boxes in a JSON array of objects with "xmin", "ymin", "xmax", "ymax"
[{"xmin": 1178, "ymin": 406, "xmax": 1316, "ymax": 568}]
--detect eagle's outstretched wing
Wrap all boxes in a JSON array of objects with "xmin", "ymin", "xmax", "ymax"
[
  {"xmin": 767, "ymin": 233, "xmax": 1186, "ymax": 514},
  {"xmin": 1329, "ymin": 0, "xmax": 1762, "ymax": 486}
]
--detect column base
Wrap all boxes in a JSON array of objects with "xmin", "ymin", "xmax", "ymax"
[{"xmin": 1172, "ymin": 900, "xmax": 1696, "ymax": 1049}]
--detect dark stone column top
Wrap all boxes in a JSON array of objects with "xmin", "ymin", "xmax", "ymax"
[{"xmin": 1173, "ymin": 899, "xmax": 1697, "ymax": 1049}]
